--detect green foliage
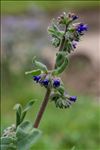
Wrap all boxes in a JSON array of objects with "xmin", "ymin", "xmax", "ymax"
[
  {"xmin": 14, "ymin": 100, "xmax": 35, "ymax": 127},
  {"xmin": 32, "ymin": 57, "xmax": 48, "ymax": 73},
  {"xmin": 0, "ymin": 121, "xmax": 41, "ymax": 150},
  {"xmin": 56, "ymin": 52, "xmax": 66, "ymax": 67},
  {"xmin": 1, "ymin": 137, "xmax": 17, "ymax": 150},
  {"xmin": 25, "ymin": 69, "xmax": 41, "ymax": 76},
  {"xmin": 16, "ymin": 121, "xmax": 41, "ymax": 150},
  {"xmin": 53, "ymin": 57, "xmax": 69, "ymax": 75},
  {"xmin": 48, "ymin": 21, "xmax": 63, "ymax": 48}
]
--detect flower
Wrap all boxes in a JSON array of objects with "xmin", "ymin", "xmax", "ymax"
[
  {"xmin": 68, "ymin": 13, "xmax": 78, "ymax": 21},
  {"xmin": 72, "ymin": 15, "xmax": 78, "ymax": 20},
  {"xmin": 33, "ymin": 75, "xmax": 41, "ymax": 83},
  {"xmin": 42, "ymin": 79, "xmax": 49, "ymax": 86},
  {"xmin": 77, "ymin": 23, "xmax": 88, "ymax": 33},
  {"xmin": 53, "ymin": 79, "xmax": 60, "ymax": 88},
  {"xmin": 72, "ymin": 41, "xmax": 77, "ymax": 49},
  {"xmin": 69, "ymin": 96, "xmax": 77, "ymax": 102}
]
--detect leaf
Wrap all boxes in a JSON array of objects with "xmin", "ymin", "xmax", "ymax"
[
  {"xmin": 25, "ymin": 69, "xmax": 41, "ymax": 76},
  {"xmin": 32, "ymin": 57, "xmax": 48, "ymax": 72},
  {"xmin": 52, "ymin": 57, "xmax": 69, "ymax": 75},
  {"xmin": 14, "ymin": 104, "xmax": 22, "ymax": 127},
  {"xmin": 0, "ymin": 137, "xmax": 17, "ymax": 150},
  {"xmin": 20, "ymin": 100, "xmax": 35, "ymax": 123},
  {"xmin": 56, "ymin": 52, "xmax": 66, "ymax": 67},
  {"xmin": 16, "ymin": 121, "xmax": 41, "ymax": 150},
  {"xmin": 51, "ymin": 38, "xmax": 60, "ymax": 48}
]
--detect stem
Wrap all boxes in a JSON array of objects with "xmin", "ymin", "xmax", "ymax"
[
  {"xmin": 33, "ymin": 88, "xmax": 51, "ymax": 128},
  {"xmin": 33, "ymin": 24, "xmax": 68, "ymax": 128}
]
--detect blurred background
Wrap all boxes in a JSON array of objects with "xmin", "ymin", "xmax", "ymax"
[{"xmin": 1, "ymin": 1, "xmax": 100, "ymax": 150}]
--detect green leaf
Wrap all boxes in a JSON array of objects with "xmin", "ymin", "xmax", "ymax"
[
  {"xmin": 56, "ymin": 52, "xmax": 66, "ymax": 67},
  {"xmin": 25, "ymin": 69, "xmax": 41, "ymax": 76},
  {"xmin": 14, "ymin": 104, "xmax": 22, "ymax": 127},
  {"xmin": 53, "ymin": 57, "xmax": 69, "ymax": 75},
  {"xmin": 32, "ymin": 57, "xmax": 48, "ymax": 72},
  {"xmin": 20, "ymin": 100, "xmax": 35, "ymax": 123},
  {"xmin": 51, "ymin": 38, "xmax": 60, "ymax": 48},
  {"xmin": 0, "ymin": 137, "xmax": 17, "ymax": 150},
  {"xmin": 16, "ymin": 121, "xmax": 41, "ymax": 150}
]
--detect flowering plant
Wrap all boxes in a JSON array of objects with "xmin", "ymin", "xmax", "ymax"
[{"xmin": 1, "ymin": 12, "xmax": 87, "ymax": 150}]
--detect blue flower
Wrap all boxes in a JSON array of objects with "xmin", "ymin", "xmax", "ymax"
[
  {"xmin": 77, "ymin": 23, "xmax": 88, "ymax": 33},
  {"xmin": 72, "ymin": 15, "xmax": 78, "ymax": 21},
  {"xmin": 53, "ymin": 79, "xmax": 60, "ymax": 88},
  {"xmin": 42, "ymin": 79, "xmax": 49, "ymax": 86},
  {"xmin": 72, "ymin": 41, "xmax": 77, "ymax": 49},
  {"xmin": 69, "ymin": 96, "xmax": 77, "ymax": 102},
  {"xmin": 33, "ymin": 75, "xmax": 41, "ymax": 83}
]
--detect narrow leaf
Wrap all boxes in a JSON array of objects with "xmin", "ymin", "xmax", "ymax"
[
  {"xmin": 56, "ymin": 52, "xmax": 65, "ymax": 67},
  {"xmin": 20, "ymin": 100, "xmax": 35, "ymax": 123},
  {"xmin": 14, "ymin": 104, "xmax": 22, "ymax": 127},
  {"xmin": 25, "ymin": 69, "xmax": 41, "ymax": 76},
  {"xmin": 53, "ymin": 57, "xmax": 69, "ymax": 75},
  {"xmin": 32, "ymin": 58, "xmax": 48, "ymax": 72}
]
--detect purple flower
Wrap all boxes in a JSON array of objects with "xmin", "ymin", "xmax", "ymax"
[
  {"xmin": 77, "ymin": 23, "xmax": 88, "ymax": 33},
  {"xmin": 72, "ymin": 15, "xmax": 78, "ymax": 21},
  {"xmin": 53, "ymin": 79, "xmax": 60, "ymax": 88},
  {"xmin": 72, "ymin": 41, "xmax": 77, "ymax": 49},
  {"xmin": 33, "ymin": 75, "xmax": 41, "ymax": 83},
  {"xmin": 42, "ymin": 79, "xmax": 49, "ymax": 86},
  {"xmin": 69, "ymin": 96, "xmax": 77, "ymax": 102}
]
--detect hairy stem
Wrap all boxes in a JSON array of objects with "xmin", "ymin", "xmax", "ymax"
[
  {"xmin": 33, "ymin": 88, "xmax": 51, "ymax": 128},
  {"xmin": 33, "ymin": 24, "xmax": 68, "ymax": 128}
]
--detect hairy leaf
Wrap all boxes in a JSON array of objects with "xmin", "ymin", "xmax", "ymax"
[
  {"xmin": 25, "ymin": 69, "xmax": 41, "ymax": 76},
  {"xmin": 0, "ymin": 137, "xmax": 17, "ymax": 150},
  {"xmin": 52, "ymin": 57, "xmax": 69, "ymax": 75},
  {"xmin": 20, "ymin": 100, "xmax": 35, "ymax": 123},
  {"xmin": 14, "ymin": 104, "xmax": 22, "ymax": 127},
  {"xmin": 32, "ymin": 57, "xmax": 48, "ymax": 72},
  {"xmin": 16, "ymin": 121, "xmax": 41, "ymax": 150}
]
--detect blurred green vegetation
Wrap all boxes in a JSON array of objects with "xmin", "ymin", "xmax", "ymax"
[{"xmin": 1, "ymin": 1, "xmax": 100, "ymax": 14}]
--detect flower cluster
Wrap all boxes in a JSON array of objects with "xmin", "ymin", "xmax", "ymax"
[
  {"xmin": 57, "ymin": 12, "xmax": 78, "ymax": 24},
  {"xmin": 33, "ymin": 74, "xmax": 60, "ymax": 89},
  {"xmin": 50, "ymin": 90, "xmax": 77, "ymax": 109},
  {"xmin": 48, "ymin": 12, "xmax": 88, "ymax": 53},
  {"xmin": 32, "ymin": 73, "xmax": 77, "ymax": 108}
]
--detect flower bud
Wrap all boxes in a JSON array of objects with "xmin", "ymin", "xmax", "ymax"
[
  {"xmin": 69, "ymin": 96, "xmax": 77, "ymax": 102},
  {"xmin": 53, "ymin": 79, "xmax": 60, "ymax": 88},
  {"xmin": 33, "ymin": 75, "xmax": 41, "ymax": 83}
]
